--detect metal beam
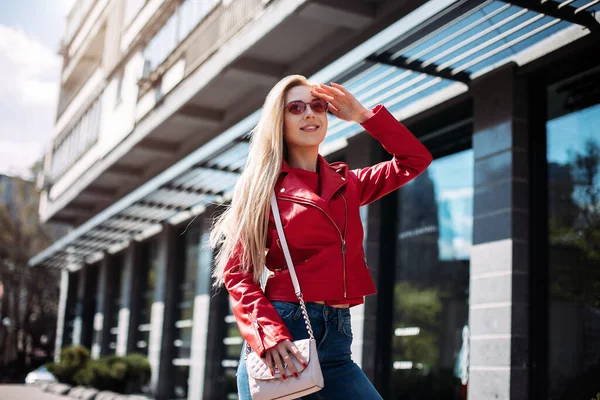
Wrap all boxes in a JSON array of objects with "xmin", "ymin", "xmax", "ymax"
[
  {"xmin": 366, "ymin": 53, "xmax": 471, "ymax": 83},
  {"xmin": 506, "ymin": 0, "xmax": 600, "ymax": 33},
  {"xmin": 163, "ymin": 183, "xmax": 223, "ymax": 197},
  {"xmin": 137, "ymin": 200, "xmax": 188, "ymax": 212}
]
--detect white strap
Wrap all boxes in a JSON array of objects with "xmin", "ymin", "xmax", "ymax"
[{"xmin": 270, "ymin": 193, "xmax": 302, "ymax": 298}]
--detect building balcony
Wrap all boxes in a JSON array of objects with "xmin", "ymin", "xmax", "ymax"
[{"xmin": 42, "ymin": 0, "xmax": 416, "ymax": 226}]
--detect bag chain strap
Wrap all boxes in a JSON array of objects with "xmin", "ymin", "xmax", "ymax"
[{"xmin": 244, "ymin": 193, "xmax": 315, "ymax": 358}]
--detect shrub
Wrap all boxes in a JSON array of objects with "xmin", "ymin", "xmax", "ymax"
[
  {"xmin": 123, "ymin": 353, "xmax": 151, "ymax": 387},
  {"xmin": 46, "ymin": 346, "xmax": 151, "ymax": 395},
  {"xmin": 46, "ymin": 345, "xmax": 91, "ymax": 386}
]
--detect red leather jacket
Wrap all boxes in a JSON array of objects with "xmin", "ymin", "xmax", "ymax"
[{"xmin": 223, "ymin": 105, "xmax": 432, "ymax": 356}]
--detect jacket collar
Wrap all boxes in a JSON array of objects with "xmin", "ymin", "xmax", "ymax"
[{"xmin": 279, "ymin": 155, "xmax": 347, "ymax": 207}]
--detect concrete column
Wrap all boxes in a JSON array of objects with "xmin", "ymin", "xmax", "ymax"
[
  {"xmin": 54, "ymin": 269, "xmax": 70, "ymax": 362},
  {"xmin": 148, "ymin": 225, "xmax": 179, "ymax": 400},
  {"xmin": 468, "ymin": 63, "xmax": 530, "ymax": 400},
  {"xmin": 344, "ymin": 130, "xmax": 386, "ymax": 383},
  {"xmin": 117, "ymin": 242, "xmax": 139, "ymax": 356}
]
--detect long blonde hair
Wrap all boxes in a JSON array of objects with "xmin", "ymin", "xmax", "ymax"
[{"xmin": 210, "ymin": 75, "xmax": 312, "ymax": 286}]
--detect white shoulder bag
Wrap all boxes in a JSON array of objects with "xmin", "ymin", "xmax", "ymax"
[{"xmin": 244, "ymin": 193, "xmax": 324, "ymax": 400}]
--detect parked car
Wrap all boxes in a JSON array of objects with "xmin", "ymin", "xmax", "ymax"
[{"xmin": 25, "ymin": 365, "xmax": 57, "ymax": 385}]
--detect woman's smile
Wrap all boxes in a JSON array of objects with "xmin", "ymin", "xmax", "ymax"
[{"xmin": 300, "ymin": 124, "xmax": 320, "ymax": 132}]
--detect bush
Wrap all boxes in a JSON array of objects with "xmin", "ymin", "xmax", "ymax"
[
  {"xmin": 46, "ymin": 346, "xmax": 151, "ymax": 394},
  {"xmin": 46, "ymin": 345, "xmax": 91, "ymax": 386}
]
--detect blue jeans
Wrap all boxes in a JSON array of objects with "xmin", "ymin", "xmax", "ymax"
[{"xmin": 236, "ymin": 301, "xmax": 383, "ymax": 400}]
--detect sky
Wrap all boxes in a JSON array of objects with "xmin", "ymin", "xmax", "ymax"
[{"xmin": 0, "ymin": 0, "xmax": 75, "ymax": 178}]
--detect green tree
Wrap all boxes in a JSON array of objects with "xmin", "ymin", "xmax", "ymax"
[{"xmin": 0, "ymin": 173, "xmax": 60, "ymax": 382}]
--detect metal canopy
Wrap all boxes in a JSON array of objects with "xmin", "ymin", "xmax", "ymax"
[{"xmin": 30, "ymin": 0, "xmax": 598, "ymax": 268}]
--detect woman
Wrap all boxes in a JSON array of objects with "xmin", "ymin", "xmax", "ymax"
[{"xmin": 210, "ymin": 75, "xmax": 432, "ymax": 399}]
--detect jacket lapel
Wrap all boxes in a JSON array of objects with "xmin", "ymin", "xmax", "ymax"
[
  {"xmin": 317, "ymin": 155, "xmax": 347, "ymax": 202},
  {"xmin": 277, "ymin": 156, "xmax": 347, "ymax": 211}
]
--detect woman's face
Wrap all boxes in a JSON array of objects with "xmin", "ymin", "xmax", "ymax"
[{"xmin": 283, "ymin": 85, "xmax": 328, "ymax": 151}]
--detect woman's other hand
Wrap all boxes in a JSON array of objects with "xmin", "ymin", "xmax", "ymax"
[
  {"xmin": 311, "ymin": 82, "xmax": 374, "ymax": 123},
  {"xmin": 264, "ymin": 339, "xmax": 308, "ymax": 379}
]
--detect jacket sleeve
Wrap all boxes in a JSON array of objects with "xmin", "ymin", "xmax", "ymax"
[
  {"xmin": 352, "ymin": 104, "xmax": 433, "ymax": 206},
  {"xmin": 223, "ymin": 246, "xmax": 294, "ymax": 358}
]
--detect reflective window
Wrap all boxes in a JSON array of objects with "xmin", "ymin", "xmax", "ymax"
[
  {"xmin": 391, "ymin": 149, "xmax": 473, "ymax": 399},
  {"xmin": 222, "ymin": 304, "xmax": 243, "ymax": 400},
  {"xmin": 106, "ymin": 255, "xmax": 125, "ymax": 355},
  {"xmin": 171, "ymin": 227, "xmax": 214, "ymax": 399},
  {"xmin": 546, "ymin": 68, "xmax": 600, "ymax": 398},
  {"xmin": 63, "ymin": 271, "xmax": 80, "ymax": 347},
  {"xmin": 170, "ymin": 230, "xmax": 199, "ymax": 400},
  {"xmin": 135, "ymin": 241, "xmax": 158, "ymax": 355}
]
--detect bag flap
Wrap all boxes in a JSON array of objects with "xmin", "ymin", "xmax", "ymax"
[{"xmin": 246, "ymin": 338, "xmax": 312, "ymax": 380}]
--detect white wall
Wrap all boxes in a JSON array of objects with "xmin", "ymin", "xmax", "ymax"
[{"xmin": 98, "ymin": 52, "xmax": 143, "ymax": 155}]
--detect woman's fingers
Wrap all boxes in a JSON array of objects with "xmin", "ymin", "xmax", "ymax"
[
  {"xmin": 265, "ymin": 352, "xmax": 275, "ymax": 377},
  {"xmin": 286, "ymin": 341, "xmax": 308, "ymax": 367},
  {"xmin": 330, "ymin": 82, "xmax": 350, "ymax": 95},
  {"xmin": 278, "ymin": 347, "xmax": 298, "ymax": 377},
  {"xmin": 319, "ymin": 83, "xmax": 345, "ymax": 97},
  {"xmin": 273, "ymin": 353, "xmax": 288, "ymax": 380},
  {"xmin": 311, "ymin": 89, "xmax": 334, "ymax": 103}
]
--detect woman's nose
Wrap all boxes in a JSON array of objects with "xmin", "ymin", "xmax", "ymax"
[{"xmin": 303, "ymin": 105, "xmax": 316, "ymax": 118}]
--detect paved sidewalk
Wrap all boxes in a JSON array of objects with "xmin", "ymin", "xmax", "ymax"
[{"xmin": 0, "ymin": 384, "xmax": 67, "ymax": 400}]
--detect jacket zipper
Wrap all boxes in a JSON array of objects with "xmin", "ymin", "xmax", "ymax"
[
  {"xmin": 279, "ymin": 193, "xmax": 348, "ymax": 297},
  {"xmin": 250, "ymin": 315, "xmax": 261, "ymax": 346}
]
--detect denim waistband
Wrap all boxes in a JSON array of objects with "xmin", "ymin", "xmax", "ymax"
[{"xmin": 271, "ymin": 300, "xmax": 350, "ymax": 321}]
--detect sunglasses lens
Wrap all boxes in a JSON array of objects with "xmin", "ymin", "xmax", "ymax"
[
  {"xmin": 287, "ymin": 102, "xmax": 305, "ymax": 115},
  {"xmin": 311, "ymin": 100, "xmax": 328, "ymax": 113}
]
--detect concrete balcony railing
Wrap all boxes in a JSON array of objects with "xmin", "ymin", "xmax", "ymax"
[
  {"xmin": 55, "ymin": 68, "xmax": 105, "ymax": 140},
  {"xmin": 50, "ymin": 96, "xmax": 102, "ymax": 182}
]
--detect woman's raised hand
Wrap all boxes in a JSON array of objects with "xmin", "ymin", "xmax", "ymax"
[
  {"xmin": 311, "ymin": 83, "xmax": 374, "ymax": 123},
  {"xmin": 264, "ymin": 339, "xmax": 308, "ymax": 379}
]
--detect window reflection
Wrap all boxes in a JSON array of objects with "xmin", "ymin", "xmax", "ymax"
[
  {"xmin": 391, "ymin": 149, "xmax": 473, "ymax": 400},
  {"xmin": 135, "ymin": 241, "xmax": 158, "ymax": 355},
  {"xmin": 223, "ymin": 304, "xmax": 242, "ymax": 400},
  {"xmin": 547, "ymin": 70, "xmax": 600, "ymax": 399},
  {"xmin": 107, "ymin": 254, "xmax": 125, "ymax": 355}
]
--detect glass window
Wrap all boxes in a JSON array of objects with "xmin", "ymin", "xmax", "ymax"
[
  {"xmin": 222, "ymin": 304, "xmax": 243, "ymax": 400},
  {"xmin": 106, "ymin": 255, "xmax": 125, "ymax": 355},
  {"xmin": 546, "ymin": 67, "xmax": 600, "ymax": 398},
  {"xmin": 63, "ymin": 272, "xmax": 80, "ymax": 347},
  {"xmin": 135, "ymin": 241, "xmax": 158, "ymax": 355},
  {"xmin": 390, "ymin": 149, "xmax": 473, "ymax": 399},
  {"xmin": 170, "ymin": 227, "xmax": 213, "ymax": 399}
]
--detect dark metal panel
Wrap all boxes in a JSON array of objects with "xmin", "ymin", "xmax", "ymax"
[
  {"xmin": 506, "ymin": 0, "xmax": 600, "ymax": 32},
  {"xmin": 366, "ymin": 53, "xmax": 471, "ymax": 83}
]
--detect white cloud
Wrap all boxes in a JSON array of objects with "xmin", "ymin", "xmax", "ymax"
[{"xmin": 0, "ymin": 25, "xmax": 61, "ymax": 178}]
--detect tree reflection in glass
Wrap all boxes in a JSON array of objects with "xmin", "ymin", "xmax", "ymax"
[
  {"xmin": 547, "ymin": 89, "xmax": 600, "ymax": 399},
  {"xmin": 391, "ymin": 150, "xmax": 472, "ymax": 400}
]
